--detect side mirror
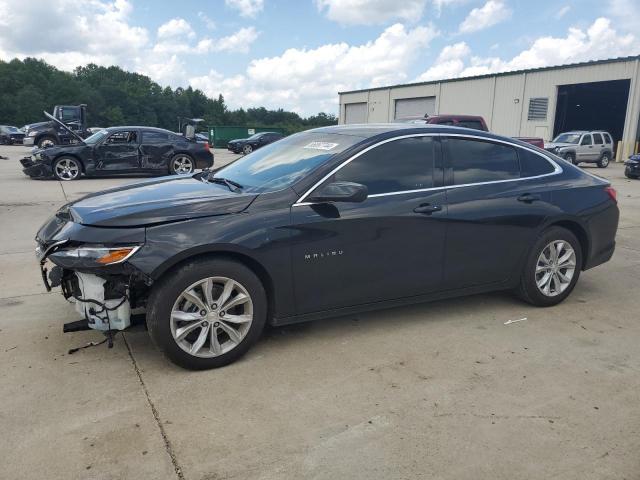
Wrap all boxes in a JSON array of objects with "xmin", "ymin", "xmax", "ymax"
[{"xmin": 308, "ymin": 181, "xmax": 368, "ymax": 203}]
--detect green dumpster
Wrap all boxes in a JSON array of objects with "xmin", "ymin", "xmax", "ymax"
[{"xmin": 208, "ymin": 126, "xmax": 286, "ymax": 148}]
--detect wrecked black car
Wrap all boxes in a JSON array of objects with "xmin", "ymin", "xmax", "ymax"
[
  {"xmin": 37, "ymin": 125, "xmax": 618, "ymax": 370},
  {"xmin": 21, "ymin": 117, "xmax": 213, "ymax": 181}
]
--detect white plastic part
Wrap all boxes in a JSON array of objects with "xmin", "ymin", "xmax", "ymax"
[{"xmin": 74, "ymin": 272, "xmax": 131, "ymax": 331}]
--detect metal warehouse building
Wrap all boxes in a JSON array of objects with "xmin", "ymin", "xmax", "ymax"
[{"xmin": 339, "ymin": 55, "xmax": 640, "ymax": 161}]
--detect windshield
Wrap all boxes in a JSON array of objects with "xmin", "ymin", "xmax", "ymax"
[
  {"xmin": 213, "ymin": 131, "xmax": 363, "ymax": 193},
  {"xmin": 6, "ymin": 126, "xmax": 20, "ymax": 133},
  {"xmin": 553, "ymin": 133, "xmax": 581, "ymax": 144},
  {"xmin": 247, "ymin": 133, "xmax": 266, "ymax": 140},
  {"xmin": 84, "ymin": 129, "xmax": 109, "ymax": 145}
]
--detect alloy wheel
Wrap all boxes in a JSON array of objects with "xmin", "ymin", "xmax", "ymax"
[
  {"xmin": 170, "ymin": 276, "xmax": 254, "ymax": 358},
  {"xmin": 243, "ymin": 144, "xmax": 253, "ymax": 155},
  {"xmin": 600, "ymin": 154, "xmax": 610, "ymax": 167},
  {"xmin": 535, "ymin": 240, "xmax": 576, "ymax": 297},
  {"xmin": 173, "ymin": 155, "xmax": 194, "ymax": 174},
  {"xmin": 54, "ymin": 158, "xmax": 80, "ymax": 180}
]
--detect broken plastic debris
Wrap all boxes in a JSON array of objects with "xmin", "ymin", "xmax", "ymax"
[{"xmin": 504, "ymin": 317, "xmax": 527, "ymax": 325}]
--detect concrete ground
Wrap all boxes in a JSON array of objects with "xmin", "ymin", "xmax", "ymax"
[{"xmin": 1, "ymin": 144, "xmax": 639, "ymax": 480}]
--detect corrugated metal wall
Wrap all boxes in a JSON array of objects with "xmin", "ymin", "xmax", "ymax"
[{"xmin": 339, "ymin": 57, "xmax": 640, "ymax": 159}]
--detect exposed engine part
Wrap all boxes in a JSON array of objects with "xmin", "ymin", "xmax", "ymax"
[{"xmin": 74, "ymin": 272, "xmax": 131, "ymax": 331}]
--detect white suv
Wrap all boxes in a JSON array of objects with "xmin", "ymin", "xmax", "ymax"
[{"xmin": 545, "ymin": 131, "xmax": 614, "ymax": 168}]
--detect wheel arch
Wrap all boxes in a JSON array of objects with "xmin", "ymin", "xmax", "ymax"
[
  {"xmin": 151, "ymin": 247, "xmax": 277, "ymax": 320},
  {"xmin": 546, "ymin": 219, "xmax": 590, "ymax": 270},
  {"xmin": 53, "ymin": 153, "xmax": 86, "ymax": 172}
]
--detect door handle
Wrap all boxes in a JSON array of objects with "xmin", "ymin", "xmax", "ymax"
[
  {"xmin": 517, "ymin": 193, "xmax": 541, "ymax": 203},
  {"xmin": 413, "ymin": 203, "xmax": 442, "ymax": 214}
]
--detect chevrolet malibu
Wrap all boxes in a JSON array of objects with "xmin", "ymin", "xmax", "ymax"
[{"xmin": 36, "ymin": 125, "xmax": 619, "ymax": 369}]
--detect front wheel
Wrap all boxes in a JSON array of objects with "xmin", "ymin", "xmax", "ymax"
[
  {"xmin": 38, "ymin": 136, "xmax": 57, "ymax": 149},
  {"xmin": 53, "ymin": 156, "xmax": 81, "ymax": 181},
  {"xmin": 597, "ymin": 153, "xmax": 611, "ymax": 168},
  {"xmin": 565, "ymin": 153, "xmax": 577, "ymax": 165},
  {"xmin": 515, "ymin": 227, "xmax": 582, "ymax": 307},
  {"xmin": 170, "ymin": 154, "xmax": 194, "ymax": 175},
  {"xmin": 147, "ymin": 258, "xmax": 267, "ymax": 370},
  {"xmin": 242, "ymin": 144, "xmax": 253, "ymax": 155}
]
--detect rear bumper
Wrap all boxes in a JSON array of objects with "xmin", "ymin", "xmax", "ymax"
[
  {"xmin": 583, "ymin": 201, "xmax": 619, "ymax": 270},
  {"xmin": 625, "ymin": 163, "xmax": 639, "ymax": 177},
  {"xmin": 21, "ymin": 157, "xmax": 54, "ymax": 178}
]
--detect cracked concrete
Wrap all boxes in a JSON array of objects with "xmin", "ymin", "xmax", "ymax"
[{"xmin": 1, "ymin": 145, "xmax": 640, "ymax": 479}]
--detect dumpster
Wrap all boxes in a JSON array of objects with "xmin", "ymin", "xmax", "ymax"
[{"xmin": 209, "ymin": 126, "xmax": 286, "ymax": 148}]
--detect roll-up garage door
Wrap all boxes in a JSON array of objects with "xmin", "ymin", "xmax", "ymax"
[
  {"xmin": 394, "ymin": 97, "xmax": 436, "ymax": 119},
  {"xmin": 344, "ymin": 102, "xmax": 367, "ymax": 124}
]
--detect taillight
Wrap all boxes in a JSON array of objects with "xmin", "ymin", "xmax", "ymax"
[
  {"xmin": 204, "ymin": 142, "xmax": 209, "ymax": 150},
  {"xmin": 605, "ymin": 186, "xmax": 617, "ymax": 203}
]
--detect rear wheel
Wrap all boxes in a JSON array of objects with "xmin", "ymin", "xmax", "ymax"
[
  {"xmin": 147, "ymin": 258, "xmax": 267, "ymax": 370},
  {"xmin": 515, "ymin": 226, "xmax": 582, "ymax": 307},
  {"xmin": 170, "ymin": 154, "xmax": 194, "ymax": 175},
  {"xmin": 53, "ymin": 156, "xmax": 81, "ymax": 181},
  {"xmin": 38, "ymin": 136, "xmax": 57, "ymax": 149},
  {"xmin": 597, "ymin": 152, "xmax": 611, "ymax": 168}
]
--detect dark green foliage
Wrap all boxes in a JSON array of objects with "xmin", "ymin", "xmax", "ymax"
[{"xmin": 0, "ymin": 58, "xmax": 338, "ymax": 134}]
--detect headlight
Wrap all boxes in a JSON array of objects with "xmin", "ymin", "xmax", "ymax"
[
  {"xmin": 49, "ymin": 245, "xmax": 141, "ymax": 267},
  {"xmin": 28, "ymin": 131, "xmax": 37, "ymax": 137}
]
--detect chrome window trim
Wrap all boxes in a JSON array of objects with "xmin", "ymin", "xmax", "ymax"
[{"xmin": 293, "ymin": 133, "xmax": 562, "ymax": 206}]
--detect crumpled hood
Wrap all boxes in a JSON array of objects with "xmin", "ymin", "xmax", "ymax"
[
  {"xmin": 545, "ymin": 142, "xmax": 574, "ymax": 150},
  {"xmin": 69, "ymin": 175, "xmax": 257, "ymax": 227}
]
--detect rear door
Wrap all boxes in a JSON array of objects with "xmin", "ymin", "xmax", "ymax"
[
  {"xmin": 139, "ymin": 130, "xmax": 173, "ymax": 171},
  {"xmin": 442, "ymin": 136, "xmax": 556, "ymax": 290},
  {"xmin": 94, "ymin": 130, "xmax": 140, "ymax": 172},
  {"xmin": 592, "ymin": 132, "xmax": 605, "ymax": 157},
  {"xmin": 290, "ymin": 135, "xmax": 447, "ymax": 314}
]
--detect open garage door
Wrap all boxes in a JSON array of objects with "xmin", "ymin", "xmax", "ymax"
[
  {"xmin": 344, "ymin": 102, "xmax": 367, "ymax": 124},
  {"xmin": 394, "ymin": 97, "xmax": 436, "ymax": 119},
  {"xmin": 554, "ymin": 79, "xmax": 630, "ymax": 144}
]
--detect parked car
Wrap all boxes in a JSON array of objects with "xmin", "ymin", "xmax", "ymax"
[
  {"xmin": 0, "ymin": 125, "xmax": 25, "ymax": 145},
  {"xmin": 21, "ymin": 121, "xmax": 213, "ymax": 181},
  {"xmin": 35, "ymin": 124, "xmax": 619, "ymax": 369},
  {"xmin": 227, "ymin": 131, "xmax": 284, "ymax": 154},
  {"xmin": 544, "ymin": 131, "xmax": 614, "ymax": 167},
  {"xmin": 396, "ymin": 114, "xmax": 544, "ymax": 148},
  {"xmin": 625, "ymin": 154, "xmax": 640, "ymax": 179}
]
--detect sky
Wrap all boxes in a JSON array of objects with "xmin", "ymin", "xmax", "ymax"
[{"xmin": 0, "ymin": 0, "xmax": 639, "ymax": 116}]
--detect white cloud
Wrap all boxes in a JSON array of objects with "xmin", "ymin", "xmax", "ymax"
[
  {"xmin": 316, "ymin": 0, "xmax": 428, "ymax": 25},
  {"xmin": 607, "ymin": 0, "xmax": 640, "ymax": 31},
  {"xmin": 191, "ymin": 23, "xmax": 439, "ymax": 114},
  {"xmin": 225, "ymin": 0, "xmax": 264, "ymax": 18},
  {"xmin": 214, "ymin": 27, "xmax": 260, "ymax": 53},
  {"xmin": 417, "ymin": 17, "xmax": 639, "ymax": 83},
  {"xmin": 555, "ymin": 5, "xmax": 570, "ymax": 19},
  {"xmin": 198, "ymin": 11, "xmax": 217, "ymax": 30},
  {"xmin": 157, "ymin": 18, "xmax": 195, "ymax": 40},
  {"xmin": 458, "ymin": 0, "xmax": 511, "ymax": 34}
]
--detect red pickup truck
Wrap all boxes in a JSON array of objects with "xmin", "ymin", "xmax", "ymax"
[{"xmin": 396, "ymin": 114, "xmax": 545, "ymax": 148}]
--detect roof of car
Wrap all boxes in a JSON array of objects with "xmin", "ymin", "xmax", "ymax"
[{"xmin": 104, "ymin": 126, "xmax": 176, "ymax": 134}]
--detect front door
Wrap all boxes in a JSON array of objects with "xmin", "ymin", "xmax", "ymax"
[
  {"xmin": 577, "ymin": 133, "xmax": 596, "ymax": 161},
  {"xmin": 290, "ymin": 135, "xmax": 447, "ymax": 314},
  {"xmin": 94, "ymin": 130, "xmax": 140, "ymax": 172}
]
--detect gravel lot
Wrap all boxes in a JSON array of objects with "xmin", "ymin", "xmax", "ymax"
[{"xmin": 1, "ymin": 143, "xmax": 639, "ymax": 480}]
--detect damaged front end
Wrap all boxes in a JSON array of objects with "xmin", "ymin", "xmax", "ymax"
[{"xmin": 36, "ymin": 209, "xmax": 151, "ymax": 336}]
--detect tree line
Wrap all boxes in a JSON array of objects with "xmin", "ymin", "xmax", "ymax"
[{"xmin": 0, "ymin": 58, "xmax": 337, "ymax": 134}]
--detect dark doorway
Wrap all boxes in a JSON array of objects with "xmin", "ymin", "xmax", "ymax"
[{"xmin": 554, "ymin": 79, "xmax": 630, "ymax": 144}]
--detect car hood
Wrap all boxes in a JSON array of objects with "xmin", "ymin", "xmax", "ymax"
[
  {"xmin": 25, "ymin": 121, "xmax": 50, "ymax": 131},
  {"xmin": 228, "ymin": 138, "xmax": 247, "ymax": 143},
  {"xmin": 36, "ymin": 144, "xmax": 86, "ymax": 158},
  {"xmin": 545, "ymin": 142, "xmax": 575, "ymax": 149},
  {"xmin": 68, "ymin": 175, "xmax": 258, "ymax": 227}
]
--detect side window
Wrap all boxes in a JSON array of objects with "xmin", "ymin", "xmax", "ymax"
[
  {"xmin": 447, "ymin": 138, "xmax": 519, "ymax": 184},
  {"xmin": 142, "ymin": 131, "xmax": 169, "ymax": 143},
  {"xmin": 456, "ymin": 120, "xmax": 485, "ymax": 131},
  {"xmin": 593, "ymin": 133, "xmax": 604, "ymax": 144},
  {"xmin": 333, "ymin": 136, "xmax": 436, "ymax": 195},
  {"xmin": 604, "ymin": 133, "xmax": 612, "ymax": 144},
  {"xmin": 105, "ymin": 131, "xmax": 137, "ymax": 144},
  {"xmin": 518, "ymin": 148, "xmax": 555, "ymax": 177},
  {"xmin": 580, "ymin": 134, "xmax": 592, "ymax": 146}
]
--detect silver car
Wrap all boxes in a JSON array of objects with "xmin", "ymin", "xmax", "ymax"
[{"xmin": 545, "ymin": 131, "xmax": 614, "ymax": 168}]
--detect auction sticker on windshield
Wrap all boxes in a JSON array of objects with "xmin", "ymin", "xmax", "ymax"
[{"xmin": 303, "ymin": 142, "xmax": 339, "ymax": 150}]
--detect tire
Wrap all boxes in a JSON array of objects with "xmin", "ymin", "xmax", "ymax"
[
  {"xmin": 515, "ymin": 226, "xmax": 582, "ymax": 307},
  {"xmin": 242, "ymin": 144, "xmax": 253, "ymax": 155},
  {"xmin": 52, "ymin": 156, "xmax": 81, "ymax": 181},
  {"xmin": 565, "ymin": 153, "xmax": 577, "ymax": 165},
  {"xmin": 37, "ymin": 136, "xmax": 57, "ymax": 149},
  {"xmin": 597, "ymin": 152, "xmax": 611, "ymax": 168},
  {"xmin": 169, "ymin": 154, "xmax": 194, "ymax": 175},
  {"xmin": 626, "ymin": 173, "xmax": 638, "ymax": 179},
  {"xmin": 147, "ymin": 258, "xmax": 267, "ymax": 370}
]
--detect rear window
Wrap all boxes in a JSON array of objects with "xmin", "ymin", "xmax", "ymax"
[
  {"xmin": 518, "ymin": 148, "xmax": 555, "ymax": 177},
  {"xmin": 604, "ymin": 133, "xmax": 612, "ymax": 144},
  {"xmin": 142, "ymin": 130, "xmax": 170, "ymax": 143},
  {"xmin": 446, "ymin": 138, "xmax": 519, "ymax": 184},
  {"xmin": 456, "ymin": 120, "xmax": 485, "ymax": 131}
]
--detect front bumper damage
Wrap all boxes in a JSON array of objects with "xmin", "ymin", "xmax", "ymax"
[{"xmin": 21, "ymin": 156, "xmax": 54, "ymax": 179}]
